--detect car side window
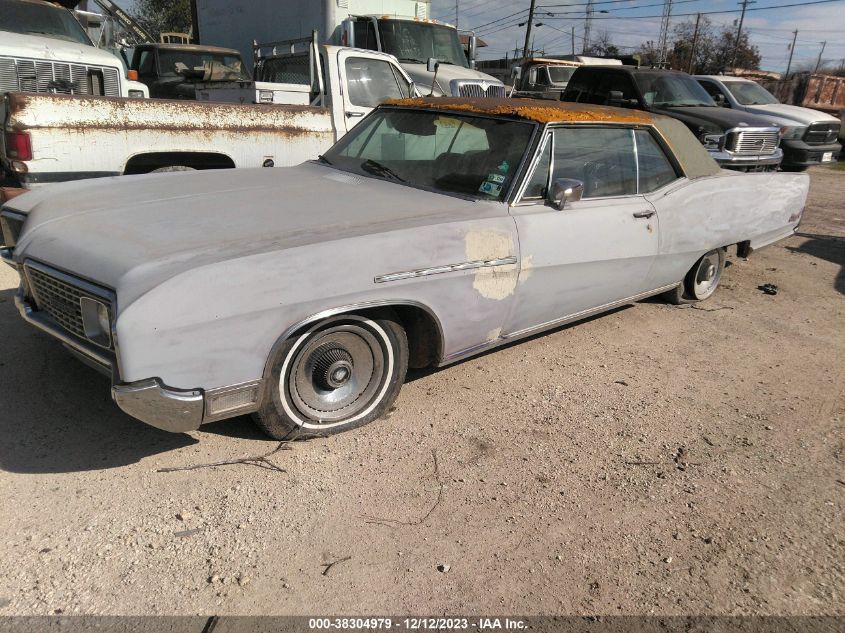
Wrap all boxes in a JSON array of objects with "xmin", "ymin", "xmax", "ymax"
[
  {"xmin": 136, "ymin": 50, "xmax": 154, "ymax": 77},
  {"xmin": 699, "ymin": 80, "xmax": 727, "ymax": 103},
  {"xmin": 522, "ymin": 134, "xmax": 551, "ymax": 200},
  {"xmin": 551, "ymin": 127, "xmax": 637, "ymax": 198},
  {"xmin": 635, "ymin": 130, "xmax": 679, "ymax": 192},
  {"xmin": 345, "ymin": 57, "xmax": 409, "ymax": 107}
]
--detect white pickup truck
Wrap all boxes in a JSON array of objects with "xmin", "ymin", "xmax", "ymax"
[{"xmin": 1, "ymin": 42, "xmax": 414, "ymax": 198}]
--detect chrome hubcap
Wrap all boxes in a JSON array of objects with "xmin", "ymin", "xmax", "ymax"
[
  {"xmin": 692, "ymin": 250, "xmax": 722, "ymax": 300},
  {"xmin": 287, "ymin": 325, "xmax": 385, "ymax": 423}
]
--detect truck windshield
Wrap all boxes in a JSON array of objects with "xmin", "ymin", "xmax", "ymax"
[
  {"xmin": 0, "ymin": 0, "xmax": 92, "ymax": 45},
  {"xmin": 547, "ymin": 66, "xmax": 576, "ymax": 85},
  {"xmin": 723, "ymin": 81, "xmax": 780, "ymax": 106},
  {"xmin": 322, "ymin": 109, "xmax": 534, "ymax": 200},
  {"xmin": 634, "ymin": 73, "xmax": 715, "ymax": 108},
  {"xmin": 157, "ymin": 50, "xmax": 250, "ymax": 81},
  {"xmin": 378, "ymin": 20, "xmax": 469, "ymax": 68}
]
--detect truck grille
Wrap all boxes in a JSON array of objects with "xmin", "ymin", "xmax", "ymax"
[
  {"xmin": 804, "ymin": 122, "xmax": 840, "ymax": 145},
  {"xmin": 24, "ymin": 264, "xmax": 114, "ymax": 347},
  {"xmin": 456, "ymin": 83, "xmax": 506, "ymax": 98},
  {"xmin": 0, "ymin": 57, "xmax": 120, "ymax": 96},
  {"xmin": 726, "ymin": 129, "xmax": 780, "ymax": 156}
]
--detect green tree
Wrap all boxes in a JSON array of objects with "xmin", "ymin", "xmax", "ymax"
[{"xmin": 131, "ymin": 0, "xmax": 193, "ymax": 40}]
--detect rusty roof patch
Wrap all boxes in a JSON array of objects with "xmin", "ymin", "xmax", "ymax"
[{"xmin": 383, "ymin": 97, "xmax": 655, "ymax": 126}]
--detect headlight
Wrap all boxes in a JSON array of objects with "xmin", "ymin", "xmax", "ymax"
[
  {"xmin": 128, "ymin": 89, "xmax": 146, "ymax": 98},
  {"xmin": 780, "ymin": 125, "xmax": 805, "ymax": 140},
  {"xmin": 702, "ymin": 133, "xmax": 725, "ymax": 150},
  {"xmin": 80, "ymin": 297, "xmax": 112, "ymax": 348}
]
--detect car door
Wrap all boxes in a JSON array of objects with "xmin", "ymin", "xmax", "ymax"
[
  {"xmin": 502, "ymin": 126, "xmax": 660, "ymax": 337},
  {"xmin": 337, "ymin": 51, "xmax": 413, "ymax": 133}
]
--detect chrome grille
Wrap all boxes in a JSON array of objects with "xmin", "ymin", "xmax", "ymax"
[
  {"xmin": 804, "ymin": 122, "xmax": 840, "ymax": 145},
  {"xmin": 726, "ymin": 129, "xmax": 780, "ymax": 156},
  {"xmin": 25, "ymin": 264, "xmax": 113, "ymax": 347},
  {"xmin": 0, "ymin": 57, "xmax": 121, "ymax": 96},
  {"xmin": 456, "ymin": 83, "xmax": 506, "ymax": 98}
]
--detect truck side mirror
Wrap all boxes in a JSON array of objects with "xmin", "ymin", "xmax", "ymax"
[
  {"xmin": 512, "ymin": 66, "xmax": 522, "ymax": 81},
  {"xmin": 467, "ymin": 35, "xmax": 477, "ymax": 68},
  {"xmin": 427, "ymin": 58, "xmax": 439, "ymax": 73},
  {"xmin": 550, "ymin": 178, "xmax": 584, "ymax": 210},
  {"xmin": 608, "ymin": 90, "xmax": 624, "ymax": 107}
]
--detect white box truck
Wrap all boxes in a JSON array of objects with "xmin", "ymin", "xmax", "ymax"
[{"xmin": 193, "ymin": 0, "xmax": 505, "ymax": 97}]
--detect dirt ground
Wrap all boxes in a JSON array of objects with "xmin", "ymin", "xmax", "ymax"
[{"xmin": 0, "ymin": 167, "xmax": 842, "ymax": 617}]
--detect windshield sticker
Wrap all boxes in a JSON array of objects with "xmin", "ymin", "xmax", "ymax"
[
  {"xmin": 479, "ymin": 181, "xmax": 503, "ymax": 197},
  {"xmin": 486, "ymin": 173, "xmax": 506, "ymax": 184}
]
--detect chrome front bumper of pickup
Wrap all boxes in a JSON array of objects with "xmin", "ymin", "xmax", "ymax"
[
  {"xmin": 14, "ymin": 289, "xmax": 205, "ymax": 433},
  {"xmin": 709, "ymin": 147, "xmax": 784, "ymax": 168}
]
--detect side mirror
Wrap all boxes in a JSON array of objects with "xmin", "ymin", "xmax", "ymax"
[
  {"xmin": 467, "ymin": 35, "xmax": 477, "ymax": 66},
  {"xmin": 427, "ymin": 58, "xmax": 439, "ymax": 73},
  {"xmin": 550, "ymin": 178, "xmax": 584, "ymax": 210},
  {"xmin": 608, "ymin": 90, "xmax": 624, "ymax": 107},
  {"xmin": 511, "ymin": 66, "xmax": 522, "ymax": 80}
]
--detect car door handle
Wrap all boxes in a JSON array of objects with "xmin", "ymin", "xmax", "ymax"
[
  {"xmin": 346, "ymin": 111, "xmax": 364, "ymax": 118},
  {"xmin": 633, "ymin": 210, "xmax": 655, "ymax": 219}
]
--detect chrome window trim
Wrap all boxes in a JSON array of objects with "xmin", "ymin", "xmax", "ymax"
[
  {"xmin": 513, "ymin": 124, "xmax": 646, "ymax": 208},
  {"xmin": 374, "ymin": 257, "xmax": 517, "ymax": 284},
  {"xmin": 632, "ymin": 128, "xmax": 640, "ymax": 195}
]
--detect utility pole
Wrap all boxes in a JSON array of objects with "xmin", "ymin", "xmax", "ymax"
[
  {"xmin": 521, "ymin": 0, "xmax": 537, "ymax": 61},
  {"xmin": 688, "ymin": 13, "xmax": 701, "ymax": 73},
  {"xmin": 583, "ymin": 0, "xmax": 594, "ymax": 54},
  {"xmin": 731, "ymin": 0, "xmax": 756, "ymax": 70},
  {"xmin": 571, "ymin": 26, "xmax": 576, "ymax": 56},
  {"xmin": 784, "ymin": 29, "xmax": 798, "ymax": 77},
  {"xmin": 455, "ymin": 0, "xmax": 459, "ymax": 28},
  {"xmin": 814, "ymin": 41, "xmax": 826, "ymax": 72}
]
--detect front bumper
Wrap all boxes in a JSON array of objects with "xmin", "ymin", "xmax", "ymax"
[
  {"xmin": 13, "ymin": 288, "xmax": 205, "ymax": 433},
  {"xmin": 709, "ymin": 147, "xmax": 784, "ymax": 169},
  {"xmin": 781, "ymin": 139, "xmax": 841, "ymax": 167}
]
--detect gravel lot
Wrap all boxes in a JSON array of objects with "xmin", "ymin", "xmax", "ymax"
[{"xmin": 0, "ymin": 167, "xmax": 842, "ymax": 616}]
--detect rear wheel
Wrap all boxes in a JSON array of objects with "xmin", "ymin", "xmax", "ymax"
[
  {"xmin": 664, "ymin": 248, "xmax": 726, "ymax": 304},
  {"xmin": 253, "ymin": 313, "xmax": 408, "ymax": 440}
]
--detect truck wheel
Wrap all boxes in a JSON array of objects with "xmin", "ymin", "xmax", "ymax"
[
  {"xmin": 253, "ymin": 313, "xmax": 408, "ymax": 440},
  {"xmin": 664, "ymin": 248, "xmax": 726, "ymax": 304},
  {"xmin": 150, "ymin": 166, "xmax": 195, "ymax": 173}
]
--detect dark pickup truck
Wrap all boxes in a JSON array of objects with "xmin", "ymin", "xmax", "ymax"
[
  {"xmin": 562, "ymin": 66, "xmax": 783, "ymax": 171},
  {"xmin": 130, "ymin": 43, "xmax": 250, "ymax": 100}
]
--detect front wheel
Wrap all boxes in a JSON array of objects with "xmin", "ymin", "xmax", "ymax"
[
  {"xmin": 664, "ymin": 248, "xmax": 726, "ymax": 304},
  {"xmin": 253, "ymin": 313, "xmax": 408, "ymax": 439}
]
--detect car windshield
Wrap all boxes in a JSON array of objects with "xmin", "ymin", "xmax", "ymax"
[
  {"xmin": 634, "ymin": 73, "xmax": 715, "ymax": 107},
  {"xmin": 547, "ymin": 66, "xmax": 576, "ymax": 85},
  {"xmin": 378, "ymin": 20, "xmax": 468, "ymax": 68},
  {"xmin": 157, "ymin": 50, "xmax": 249, "ymax": 81},
  {"xmin": 0, "ymin": 0, "xmax": 92, "ymax": 45},
  {"xmin": 321, "ymin": 109, "xmax": 535, "ymax": 201},
  {"xmin": 723, "ymin": 80, "xmax": 780, "ymax": 105}
]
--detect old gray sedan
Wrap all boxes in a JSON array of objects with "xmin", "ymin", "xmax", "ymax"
[{"xmin": 1, "ymin": 98, "xmax": 809, "ymax": 439}]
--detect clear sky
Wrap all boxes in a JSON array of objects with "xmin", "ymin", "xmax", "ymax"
[
  {"xmin": 113, "ymin": 0, "xmax": 845, "ymax": 73},
  {"xmin": 429, "ymin": 0, "xmax": 845, "ymax": 72}
]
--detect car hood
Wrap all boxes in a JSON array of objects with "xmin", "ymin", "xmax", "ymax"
[
  {"xmin": 0, "ymin": 30, "xmax": 124, "ymax": 70},
  {"xmin": 402, "ymin": 63, "xmax": 503, "ymax": 96},
  {"xmin": 656, "ymin": 105, "xmax": 775, "ymax": 133},
  {"xmin": 739, "ymin": 103, "xmax": 840, "ymax": 126},
  {"xmin": 13, "ymin": 163, "xmax": 489, "ymax": 307}
]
